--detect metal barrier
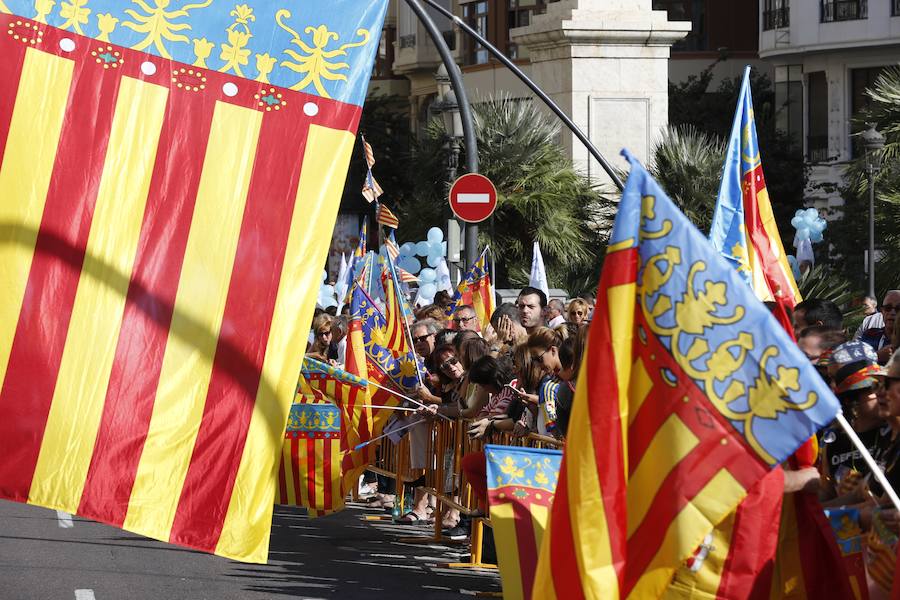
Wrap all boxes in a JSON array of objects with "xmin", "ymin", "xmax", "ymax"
[{"xmin": 361, "ymin": 416, "xmax": 564, "ymax": 570}]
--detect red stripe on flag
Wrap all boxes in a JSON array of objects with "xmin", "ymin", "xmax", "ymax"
[
  {"xmin": 78, "ymin": 75, "xmax": 214, "ymax": 525},
  {"xmin": 0, "ymin": 50, "xmax": 121, "ymax": 501},
  {"xmin": 0, "ymin": 32, "xmax": 28, "ymax": 163},
  {"xmin": 546, "ymin": 462, "xmax": 586, "ymax": 600},
  {"xmin": 291, "ymin": 437, "xmax": 303, "ymax": 507},
  {"xmin": 168, "ymin": 104, "xmax": 313, "ymax": 551},
  {"xmin": 307, "ymin": 438, "xmax": 317, "ymax": 511},
  {"xmin": 511, "ymin": 500, "xmax": 540, "ymax": 598},
  {"xmin": 323, "ymin": 440, "xmax": 333, "ymax": 511}
]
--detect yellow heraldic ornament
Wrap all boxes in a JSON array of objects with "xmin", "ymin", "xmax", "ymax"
[
  {"xmin": 639, "ymin": 195, "xmax": 821, "ymax": 465},
  {"xmin": 121, "ymin": 0, "xmax": 213, "ymax": 59},
  {"xmin": 275, "ymin": 9, "xmax": 370, "ymax": 98}
]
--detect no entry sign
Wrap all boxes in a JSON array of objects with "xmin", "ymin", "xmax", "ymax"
[{"xmin": 449, "ymin": 174, "xmax": 497, "ymax": 223}]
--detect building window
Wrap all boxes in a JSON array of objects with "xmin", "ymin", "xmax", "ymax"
[
  {"xmin": 507, "ymin": 0, "xmax": 551, "ymax": 59},
  {"xmin": 652, "ymin": 0, "xmax": 707, "ymax": 51},
  {"xmin": 462, "ymin": 1, "xmax": 490, "ymax": 65},
  {"xmin": 763, "ymin": 0, "xmax": 790, "ymax": 30},
  {"xmin": 373, "ymin": 26, "xmax": 397, "ymax": 79},
  {"xmin": 807, "ymin": 71, "xmax": 828, "ymax": 162},
  {"xmin": 850, "ymin": 66, "xmax": 887, "ymax": 154},
  {"xmin": 775, "ymin": 65, "xmax": 803, "ymax": 152},
  {"xmin": 821, "ymin": 0, "xmax": 867, "ymax": 22},
  {"xmin": 894, "ymin": 0, "xmax": 900, "ymax": 16}
]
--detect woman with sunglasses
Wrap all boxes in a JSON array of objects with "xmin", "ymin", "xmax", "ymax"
[
  {"xmin": 526, "ymin": 327, "xmax": 581, "ymax": 438},
  {"xmin": 306, "ymin": 313, "xmax": 337, "ymax": 363}
]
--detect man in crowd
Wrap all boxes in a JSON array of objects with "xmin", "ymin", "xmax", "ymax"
[
  {"xmin": 797, "ymin": 325, "xmax": 846, "ymax": 365},
  {"xmin": 792, "ymin": 298, "xmax": 843, "ymax": 339},
  {"xmin": 546, "ymin": 299, "xmax": 566, "ymax": 328},
  {"xmin": 860, "ymin": 289, "xmax": 899, "ymax": 364},
  {"xmin": 516, "ymin": 286, "xmax": 547, "ymax": 335},
  {"xmin": 452, "ymin": 304, "xmax": 479, "ymax": 332}
]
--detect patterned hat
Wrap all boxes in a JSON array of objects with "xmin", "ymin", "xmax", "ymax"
[{"xmin": 832, "ymin": 341, "xmax": 880, "ymax": 394}]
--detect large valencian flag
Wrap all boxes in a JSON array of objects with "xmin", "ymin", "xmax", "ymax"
[{"xmin": 0, "ymin": 0, "xmax": 387, "ymax": 563}]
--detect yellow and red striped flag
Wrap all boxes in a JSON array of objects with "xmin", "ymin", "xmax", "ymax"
[
  {"xmin": 532, "ymin": 152, "xmax": 840, "ymax": 598},
  {"xmin": 376, "ymin": 202, "xmax": 400, "ymax": 229},
  {"xmin": 277, "ymin": 389, "xmax": 345, "ymax": 518},
  {"xmin": 0, "ymin": 1, "xmax": 388, "ymax": 563},
  {"xmin": 709, "ymin": 67, "xmax": 854, "ymax": 600},
  {"xmin": 446, "ymin": 248, "xmax": 495, "ymax": 332},
  {"xmin": 486, "ymin": 445, "xmax": 562, "ymax": 600},
  {"xmin": 361, "ymin": 136, "xmax": 383, "ymax": 203}
]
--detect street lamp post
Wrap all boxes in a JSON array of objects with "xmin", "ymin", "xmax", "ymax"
[
  {"xmin": 434, "ymin": 65, "xmax": 467, "ymax": 276},
  {"xmin": 861, "ymin": 123, "xmax": 885, "ymax": 298}
]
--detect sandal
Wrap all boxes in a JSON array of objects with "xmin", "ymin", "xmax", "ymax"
[{"xmin": 396, "ymin": 511, "xmax": 428, "ymax": 525}]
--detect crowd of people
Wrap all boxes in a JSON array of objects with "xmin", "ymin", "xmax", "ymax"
[
  {"xmin": 793, "ymin": 291, "xmax": 900, "ymax": 544},
  {"xmin": 305, "ymin": 285, "xmax": 900, "ymax": 583},
  {"xmin": 307, "ymin": 286, "xmax": 592, "ymax": 540}
]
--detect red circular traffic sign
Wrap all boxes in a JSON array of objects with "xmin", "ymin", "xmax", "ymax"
[{"xmin": 449, "ymin": 174, "xmax": 497, "ymax": 223}]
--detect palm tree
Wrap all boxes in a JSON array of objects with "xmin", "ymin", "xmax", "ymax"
[
  {"xmin": 827, "ymin": 65, "xmax": 900, "ymax": 291},
  {"xmin": 647, "ymin": 125, "xmax": 726, "ymax": 233}
]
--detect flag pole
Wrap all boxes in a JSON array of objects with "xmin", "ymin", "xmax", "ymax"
[
  {"xmin": 359, "ymin": 405, "xmax": 420, "ymax": 412},
  {"xmin": 386, "ymin": 251, "xmax": 426, "ymax": 388},
  {"xmin": 834, "ymin": 412, "xmax": 900, "ymax": 512},
  {"xmin": 352, "ymin": 418, "xmax": 425, "ymax": 451},
  {"xmin": 366, "ymin": 380, "xmax": 452, "ymax": 422}
]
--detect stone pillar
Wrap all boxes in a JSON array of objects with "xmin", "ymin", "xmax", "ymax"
[{"xmin": 511, "ymin": 0, "xmax": 689, "ymax": 184}]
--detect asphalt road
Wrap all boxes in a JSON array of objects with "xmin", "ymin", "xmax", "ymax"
[{"xmin": 0, "ymin": 499, "xmax": 501, "ymax": 600}]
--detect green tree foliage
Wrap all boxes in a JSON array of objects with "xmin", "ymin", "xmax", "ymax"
[
  {"xmin": 646, "ymin": 125, "xmax": 726, "ymax": 233},
  {"xmin": 826, "ymin": 65, "xmax": 900, "ymax": 293},
  {"xmin": 398, "ymin": 96, "xmax": 612, "ymax": 296},
  {"xmin": 341, "ymin": 94, "xmax": 414, "ymax": 216}
]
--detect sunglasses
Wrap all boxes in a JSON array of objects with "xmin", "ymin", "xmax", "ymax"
[
  {"xmin": 535, "ymin": 348, "xmax": 550, "ymax": 362},
  {"xmin": 413, "ymin": 333, "xmax": 434, "ymax": 344},
  {"xmin": 439, "ymin": 356, "xmax": 460, "ymax": 371},
  {"xmin": 453, "ymin": 315, "xmax": 476, "ymax": 325},
  {"xmin": 316, "ymin": 330, "xmax": 332, "ymax": 337}
]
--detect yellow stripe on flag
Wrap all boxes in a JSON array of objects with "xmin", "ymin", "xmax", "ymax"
[
  {"xmin": 330, "ymin": 438, "xmax": 342, "ymax": 508},
  {"xmin": 630, "ymin": 468, "xmax": 745, "ymax": 599},
  {"xmin": 608, "ymin": 282, "xmax": 635, "ymax": 471},
  {"xmin": 314, "ymin": 438, "xmax": 325, "ymax": 509},
  {"xmin": 0, "ymin": 49, "xmax": 73, "ymax": 387},
  {"xmin": 662, "ymin": 510, "xmax": 736, "ymax": 599},
  {"xmin": 28, "ymin": 76, "xmax": 168, "ymax": 511},
  {"xmin": 530, "ymin": 503, "xmax": 550, "ymax": 557},
  {"xmin": 282, "ymin": 442, "xmax": 296, "ymax": 505},
  {"xmin": 298, "ymin": 440, "xmax": 310, "ymax": 510},
  {"xmin": 626, "ymin": 358, "xmax": 652, "ymax": 427},
  {"xmin": 216, "ymin": 124, "xmax": 354, "ymax": 562},
  {"xmin": 491, "ymin": 502, "xmax": 525, "ymax": 600},
  {"xmin": 124, "ymin": 101, "xmax": 262, "ymax": 538},
  {"xmin": 627, "ymin": 415, "xmax": 699, "ymax": 538}
]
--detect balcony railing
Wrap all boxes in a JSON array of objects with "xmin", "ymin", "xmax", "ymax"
[
  {"xmin": 763, "ymin": 7, "xmax": 790, "ymax": 29},
  {"xmin": 399, "ymin": 34, "xmax": 416, "ymax": 49},
  {"xmin": 807, "ymin": 135, "xmax": 830, "ymax": 163},
  {"xmin": 821, "ymin": 0, "xmax": 867, "ymax": 22}
]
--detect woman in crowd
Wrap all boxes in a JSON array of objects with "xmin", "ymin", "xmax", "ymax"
[
  {"xmin": 566, "ymin": 298, "xmax": 590, "ymax": 325},
  {"xmin": 526, "ymin": 326, "xmax": 581, "ymax": 438},
  {"xmin": 307, "ymin": 313, "xmax": 337, "ymax": 363}
]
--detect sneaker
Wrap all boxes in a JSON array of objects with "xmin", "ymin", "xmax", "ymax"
[{"xmin": 442, "ymin": 525, "xmax": 469, "ymax": 541}]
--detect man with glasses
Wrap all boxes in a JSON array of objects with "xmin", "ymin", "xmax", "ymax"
[
  {"xmin": 861, "ymin": 289, "xmax": 900, "ymax": 365},
  {"xmin": 452, "ymin": 305, "xmax": 479, "ymax": 333}
]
